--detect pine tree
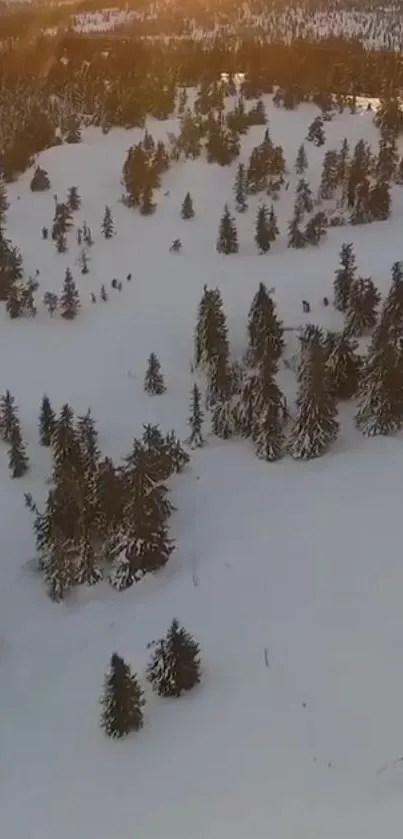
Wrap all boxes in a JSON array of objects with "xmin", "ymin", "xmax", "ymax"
[
  {"xmin": 77, "ymin": 409, "xmax": 100, "ymax": 474},
  {"xmin": 304, "ymin": 211, "xmax": 327, "ymax": 246},
  {"xmin": 55, "ymin": 230, "xmax": 67, "ymax": 254},
  {"xmin": 0, "ymin": 175, "xmax": 9, "ymax": 226},
  {"xmin": 355, "ymin": 333, "xmax": 403, "ymax": 436},
  {"xmin": 67, "ymin": 186, "xmax": 81, "ymax": 212},
  {"xmin": 181, "ymin": 192, "xmax": 195, "ymax": 219},
  {"xmin": 287, "ymin": 216, "xmax": 305, "ymax": 248},
  {"xmin": 43, "ymin": 291, "xmax": 58, "ymax": 316},
  {"xmin": 216, "ymin": 204, "xmax": 238, "ymax": 254},
  {"xmin": 194, "ymin": 286, "xmax": 229, "ymax": 371},
  {"xmin": 253, "ymin": 357, "xmax": 285, "ymax": 461},
  {"xmin": 0, "ymin": 230, "xmax": 23, "ymax": 300},
  {"xmin": 267, "ymin": 204, "xmax": 279, "ymax": 243},
  {"xmin": 30, "ymin": 166, "xmax": 50, "ymax": 192},
  {"xmin": 6, "ymin": 284, "xmax": 23, "ymax": 319},
  {"xmin": 140, "ymin": 185, "xmax": 156, "ymax": 216},
  {"xmin": 345, "ymin": 277, "xmax": 380, "ymax": 336},
  {"xmin": 378, "ymin": 261, "xmax": 403, "ymax": 343},
  {"xmin": 307, "ymin": 116, "xmax": 325, "ymax": 147},
  {"xmin": 76, "ymin": 537, "xmax": 103, "ymax": 587},
  {"xmin": 0, "ymin": 390, "xmax": 19, "ymax": 443},
  {"xmin": 333, "ymin": 242, "xmax": 356, "ymax": 312},
  {"xmin": 255, "ymin": 203, "xmax": 271, "ymax": 253},
  {"xmin": 60, "ymin": 268, "xmax": 80, "ymax": 319},
  {"xmin": 294, "ymin": 177, "xmax": 314, "ymax": 220},
  {"xmin": 187, "ymin": 383, "xmax": 204, "ymax": 447},
  {"xmin": 146, "ymin": 619, "xmax": 201, "ymax": 697},
  {"xmin": 79, "ymin": 249, "xmax": 89, "ymax": 275},
  {"xmin": 289, "ymin": 337, "xmax": 339, "ymax": 459},
  {"xmin": 101, "ymin": 653, "xmax": 145, "ymax": 738},
  {"xmin": 246, "ymin": 282, "xmax": 284, "ymax": 366},
  {"xmin": 319, "ymin": 150, "xmax": 339, "ymax": 200},
  {"xmin": 233, "ymin": 163, "xmax": 248, "ymax": 212},
  {"xmin": 326, "ymin": 331, "xmax": 362, "ymax": 400},
  {"xmin": 101, "ymin": 205, "xmax": 115, "ymax": 239},
  {"xmin": 65, "ymin": 115, "xmax": 81, "ymax": 144},
  {"xmin": 295, "ymin": 143, "xmax": 308, "ymax": 174},
  {"xmin": 8, "ymin": 419, "xmax": 29, "ymax": 478},
  {"xmin": 144, "ymin": 352, "xmax": 166, "ymax": 395},
  {"xmin": 39, "ymin": 394, "xmax": 56, "ymax": 446}
]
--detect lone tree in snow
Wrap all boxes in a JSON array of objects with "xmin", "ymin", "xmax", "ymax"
[
  {"xmin": 333, "ymin": 242, "xmax": 356, "ymax": 312},
  {"xmin": 38, "ymin": 394, "xmax": 56, "ymax": 446},
  {"xmin": 181, "ymin": 192, "xmax": 195, "ymax": 219},
  {"xmin": 101, "ymin": 205, "xmax": 115, "ymax": 239},
  {"xmin": 60, "ymin": 268, "xmax": 80, "ymax": 319},
  {"xmin": 144, "ymin": 352, "xmax": 166, "ymax": 395},
  {"xmin": 67, "ymin": 186, "xmax": 81, "ymax": 212},
  {"xmin": 30, "ymin": 166, "xmax": 50, "ymax": 192},
  {"xmin": 8, "ymin": 418, "xmax": 29, "ymax": 478},
  {"xmin": 100, "ymin": 653, "xmax": 145, "ymax": 739},
  {"xmin": 216, "ymin": 204, "xmax": 238, "ymax": 254},
  {"xmin": 0, "ymin": 390, "xmax": 19, "ymax": 443},
  {"xmin": 255, "ymin": 203, "xmax": 272, "ymax": 254},
  {"xmin": 146, "ymin": 618, "xmax": 201, "ymax": 698},
  {"xmin": 187, "ymin": 382, "xmax": 204, "ymax": 448}
]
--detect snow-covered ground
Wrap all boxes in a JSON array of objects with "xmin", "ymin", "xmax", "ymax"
[{"xmin": 2, "ymin": 96, "xmax": 403, "ymax": 838}]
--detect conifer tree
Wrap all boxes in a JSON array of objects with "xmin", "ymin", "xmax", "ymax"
[
  {"xmin": 144, "ymin": 352, "xmax": 166, "ymax": 395},
  {"xmin": 77, "ymin": 409, "xmax": 100, "ymax": 474},
  {"xmin": 326, "ymin": 330, "xmax": 362, "ymax": 400},
  {"xmin": 60, "ymin": 268, "xmax": 80, "ymax": 319},
  {"xmin": 100, "ymin": 284, "xmax": 108, "ymax": 302},
  {"xmin": 304, "ymin": 211, "xmax": 327, "ymax": 246},
  {"xmin": 76, "ymin": 537, "xmax": 103, "ymax": 587},
  {"xmin": 55, "ymin": 230, "xmax": 67, "ymax": 254},
  {"xmin": 8, "ymin": 419, "xmax": 29, "ymax": 478},
  {"xmin": 0, "ymin": 230, "xmax": 23, "ymax": 300},
  {"xmin": 0, "ymin": 390, "xmax": 19, "ymax": 443},
  {"xmin": 39, "ymin": 394, "xmax": 56, "ymax": 446},
  {"xmin": 216, "ymin": 204, "xmax": 238, "ymax": 254},
  {"xmin": 0, "ymin": 175, "xmax": 9, "ymax": 226},
  {"xmin": 289, "ymin": 336, "xmax": 339, "ymax": 459},
  {"xmin": 319, "ymin": 150, "xmax": 339, "ymax": 200},
  {"xmin": 181, "ymin": 192, "xmax": 195, "ymax": 219},
  {"xmin": 43, "ymin": 544, "xmax": 75, "ymax": 602},
  {"xmin": 295, "ymin": 143, "xmax": 308, "ymax": 175},
  {"xmin": 146, "ymin": 619, "xmax": 201, "ymax": 697},
  {"xmin": 194, "ymin": 286, "xmax": 229, "ymax": 371},
  {"xmin": 65, "ymin": 115, "xmax": 81, "ymax": 144},
  {"xmin": 233, "ymin": 163, "xmax": 248, "ymax": 212},
  {"xmin": 6, "ymin": 284, "xmax": 23, "ymax": 319},
  {"xmin": 101, "ymin": 205, "xmax": 115, "ymax": 238},
  {"xmin": 43, "ymin": 291, "xmax": 58, "ymax": 316},
  {"xmin": 255, "ymin": 203, "xmax": 271, "ymax": 253},
  {"xmin": 253, "ymin": 356, "xmax": 285, "ymax": 461},
  {"xmin": 187, "ymin": 383, "xmax": 204, "ymax": 448},
  {"xmin": 101, "ymin": 653, "xmax": 145, "ymax": 738},
  {"xmin": 30, "ymin": 166, "xmax": 50, "ymax": 192},
  {"xmin": 345, "ymin": 277, "xmax": 380, "ymax": 336},
  {"xmin": 294, "ymin": 178, "xmax": 314, "ymax": 220},
  {"xmin": 355, "ymin": 333, "xmax": 403, "ymax": 436},
  {"xmin": 333, "ymin": 242, "xmax": 356, "ymax": 312},
  {"xmin": 287, "ymin": 216, "xmax": 305, "ymax": 248},
  {"xmin": 378, "ymin": 260, "xmax": 403, "ymax": 343},
  {"xmin": 246, "ymin": 282, "xmax": 284, "ymax": 366},
  {"xmin": 67, "ymin": 186, "xmax": 81, "ymax": 212},
  {"xmin": 140, "ymin": 185, "xmax": 156, "ymax": 216},
  {"xmin": 79, "ymin": 249, "xmax": 89, "ymax": 275},
  {"xmin": 267, "ymin": 204, "xmax": 279, "ymax": 244},
  {"xmin": 307, "ymin": 116, "xmax": 325, "ymax": 147}
]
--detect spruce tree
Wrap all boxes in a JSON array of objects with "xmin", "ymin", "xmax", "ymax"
[
  {"xmin": 140, "ymin": 185, "xmax": 156, "ymax": 216},
  {"xmin": 0, "ymin": 390, "xmax": 19, "ymax": 443},
  {"xmin": 253, "ymin": 355, "xmax": 285, "ymax": 461},
  {"xmin": 79, "ymin": 249, "xmax": 89, "ymax": 275},
  {"xmin": 60, "ymin": 268, "xmax": 80, "ymax": 319},
  {"xmin": 307, "ymin": 116, "xmax": 325, "ymax": 147},
  {"xmin": 287, "ymin": 216, "xmax": 305, "ymax": 248},
  {"xmin": 345, "ymin": 277, "xmax": 380, "ymax": 336},
  {"xmin": 101, "ymin": 205, "xmax": 115, "ymax": 238},
  {"xmin": 77, "ymin": 409, "xmax": 100, "ymax": 474},
  {"xmin": 8, "ymin": 419, "xmax": 29, "ymax": 478},
  {"xmin": 146, "ymin": 619, "xmax": 201, "ymax": 697},
  {"xmin": 326, "ymin": 330, "xmax": 362, "ymax": 400},
  {"xmin": 295, "ymin": 143, "xmax": 308, "ymax": 175},
  {"xmin": 144, "ymin": 352, "xmax": 166, "ymax": 395},
  {"xmin": 30, "ymin": 166, "xmax": 50, "ymax": 192},
  {"xmin": 304, "ymin": 211, "xmax": 327, "ymax": 246},
  {"xmin": 381, "ymin": 261, "xmax": 403, "ymax": 342},
  {"xmin": 233, "ymin": 163, "xmax": 248, "ymax": 212},
  {"xmin": 187, "ymin": 383, "xmax": 204, "ymax": 447},
  {"xmin": 55, "ymin": 230, "xmax": 67, "ymax": 254},
  {"xmin": 267, "ymin": 204, "xmax": 279, "ymax": 244},
  {"xmin": 6, "ymin": 284, "xmax": 23, "ymax": 319},
  {"xmin": 255, "ymin": 203, "xmax": 271, "ymax": 253},
  {"xmin": 355, "ymin": 333, "xmax": 403, "ymax": 436},
  {"xmin": 0, "ymin": 175, "xmax": 9, "ymax": 226},
  {"xmin": 294, "ymin": 178, "xmax": 314, "ymax": 219},
  {"xmin": 67, "ymin": 186, "xmax": 81, "ymax": 212},
  {"xmin": 333, "ymin": 242, "xmax": 356, "ymax": 312},
  {"xmin": 246, "ymin": 282, "xmax": 284, "ymax": 366},
  {"xmin": 216, "ymin": 204, "xmax": 238, "ymax": 254},
  {"xmin": 289, "ymin": 337, "xmax": 339, "ymax": 459},
  {"xmin": 101, "ymin": 653, "xmax": 145, "ymax": 738},
  {"xmin": 181, "ymin": 192, "xmax": 195, "ymax": 219},
  {"xmin": 39, "ymin": 394, "xmax": 56, "ymax": 446},
  {"xmin": 194, "ymin": 286, "xmax": 229, "ymax": 371},
  {"xmin": 0, "ymin": 230, "xmax": 23, "ymax": 300},
  {"xmin": 76, "ymin": 537, "xmax": 103, "ymax": 587},
  {"xmin": 43, "ymin": 291, "xmax": 58, "ymax": 316}
]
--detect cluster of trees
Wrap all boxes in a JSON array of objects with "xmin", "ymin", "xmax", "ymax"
[
  {"xmin": 101, "ymin": 619, "xmax": 201, "ymax": 738},
  {"xmin": 25, "ymin": 397, "xmax": 189, "ymax": 601}
]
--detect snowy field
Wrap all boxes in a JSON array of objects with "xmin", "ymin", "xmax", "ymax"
[{"xmin": 3, "ymin": 95, "xmax": 403, "ymax": 838}]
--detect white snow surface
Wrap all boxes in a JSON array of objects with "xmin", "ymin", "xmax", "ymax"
[{"xmin": 2, "ymin": 96, "xmax": 403, "ymax": 838}]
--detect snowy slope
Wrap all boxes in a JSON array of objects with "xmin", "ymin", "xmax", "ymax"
[{"xmin": 2, "ymin": 96, "xmax": 403, "ymax": 839}]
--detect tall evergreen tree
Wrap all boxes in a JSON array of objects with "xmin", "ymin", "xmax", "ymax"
[
  {"xmin": 30, "ymin": 166, "xmax": 50, "ymax": 192},
  {"xmin": 345, "ymin": 277, "xmax": 380, "ymax": 336},
  {"xmin": 255, "ymin": 203, "xmax": 271, "ymax": 253},
  {"xmin": 355, "ymin": 332, "xmax": 403, "ymax": 436},
  {"xmin": 246, "ymin": 282, "xmax": 284, "ymax": 366},
  {"xmin": 144, "ymin": 352, "xmax": 166, "ymax": 395},
  {"xmin": 101, "ymin": 205, "xmax": 115, "ymax": 238},
  {"xmin": 0, "ymin": 390, "xmax": 19, "ymax": 443},
  {"xmin": 233, "ymin": 163, "xmax": 248, "ymax": 212},
  {"xmin": 181, "ymin": 192, "xmax": 195, "ymax": 219},
  {"xmin": 289, "ymin": 336, "xmax": 339, "ymax": 459},
  {"xmin": 60, "ymin": 268, "xmax": 80, "ymax": 319},
  {"xmin": 39, "ymin": 394, "xmax": 56, "ymax": 446},
  {"xmin": 333, "ymin": 242, "xmax": 356, "ymax": 312},
  {"xmin": 187, "ymin": 383, "xmax": 204, "ymax": 448},
  {"xmin": 101, "ymin": 653, "xmax": 145, "ymax": 738},
  {"xmin": 326, "ymin": 330, "xmax": 362, "ymax": 399},
  {"xmin": 0, "ymin": 230, "xmax": 23, "ymax": 300},
  {"xmin": 67, "ymin": 186, "xmax": 81, "ymax": 212},
  {"xmin": 194, "ymin": 286, "xmax": 229, "ymax": 371},
  {"xmin": 140, "ymin": 185, "xmax": 156, "ymax": 216},
  {"xmin": 295, "ymin": 143, "xmax": 308, "ymax": 174},
  {"xmin": 146, "ymin": 619, "xmax": 201, "ymax": 697},
  {"xmin": 287, "ymin": 216, "xmax": 305, "ymax": 248},
  {"xmin": 216, "ymin": 204, "xmax": 238, "ymax": 254},
  {"xmin": 8, "ymin": 420, "xmax": 29, "ymax": 478}
]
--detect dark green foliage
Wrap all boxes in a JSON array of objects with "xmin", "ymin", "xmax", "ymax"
[
  {"xmin": 39, "ymin": 394, "xmax": 56, "ymax": 446},
  {"xmin": 194, "ymin": 286, "xmax": 229, "ymax": 371},
  {"xmin": 144, "ymin": 352, "xmax": 166, "ymax": 395},
  {"xmin": 77, "ymin": 409, "xmax": 100, "ymax": 474},
  {"xmin": 294, "ymin": 177, "xmax": 314, "ymax": 220},
  {"xmin": 43, "ymin": 291, "xmax": 58, "ymax": 315},
  {"xmin": 65, "ymin": 115, "xmax": 81, "ymax": 144},
  {"xmin": 0, "ymin": 390, "xmax": 19, "ymax": 443},
  {"xmin": 304, "ymin": 211, "xmax": 327, "ymax": 246},
  {"xmin": 30, "ymin": 166, "xmax": 50, "ymax": 192},
  {"xmin": 6, "ymin": 284, "xmax": 23, "ymax": 318},
  {"xmin": 216, "ymin": 204, "xmax": 238, "ymax": 254},
  {"xmin": 101, "ymin": 653, "xmax": 145, "ymax": 738},
  {"xmin": 146, "ymin": 619, "xmax": 201, "ymax": 698},
  {"xmin": 246, "ymin": 282, "xmax": 284, "ymax": 367},
  {"xmin": 295, "ymin": 143, "xmax": 308, "ymax": 174},
  {"xmin": 67, "ymin": 186, "xmax": 81, "ymax": 212},
  {"xmin": 307, "ymin": 116, "xmax": 325, "ymax": 146},
  {"xmin": 8, "ymin": 419, "xmax": 29, "ymax": 478},
  {"xmin": 326, "ymin": 331, "xmax": 362, "ymax": 399},
  {"xmin": 333, "ymin": 242, "xmax": 356, "ymax": 312},
  {"xmin": 52, "ymin": 201, "xmax": 73, "ymax": 241},
  {"xmin": 345, "ymin": 277, "xmax": 380, "ymax": 336},
  {"xmin": 0, "ymin": 230, "xmax": 23, "ymax": 300},
  {"xmin": 289, "ymin": 334, "xmax": 339, "ymax": 459},
  {"xmin": 233, "ymin": 163, "xmax": 248, "ymax": 212},
  {"xmin": 181, "ymin": 191, "xmax": 194, "ymax": 219},
  {"xmin": 140, "ymin": 184, "xmax": 156, "ymax": 215},
  {"xmin": 188, "ymin": 383, "xmax": 204, "ymax": 447},
  {"xmin": 101, "ymin": 205, "xmax": 115, "ymax": 238},
  {"xmin": 287, "ymin": 216, "xmax": 305, "ymax": 248},
  {"xmin": 355, "ymin": 332, "xmax": 403, "ymax": 436},
  {"xmin": 255, "ymin": 203, "xmax": 271, "ymax": 253},
  {"xmin": 60, "ymin": 268, "xmax": 80, "ymax": 319}
]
